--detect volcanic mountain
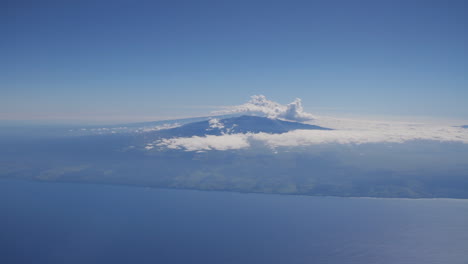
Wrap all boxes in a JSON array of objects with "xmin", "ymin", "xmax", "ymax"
[{"xmin": 155, "ymin": 115, "xmax": 331, "ymax": 137}]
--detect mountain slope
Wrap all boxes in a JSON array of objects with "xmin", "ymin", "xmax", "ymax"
[{"xmin": 156, "ymin": 115, "xmax": 331, "ymax": 137}]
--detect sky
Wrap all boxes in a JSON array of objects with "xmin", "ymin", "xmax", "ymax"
[{"xmin": 2, "ymin": 0, "xmax": 467, "ymax": 124}]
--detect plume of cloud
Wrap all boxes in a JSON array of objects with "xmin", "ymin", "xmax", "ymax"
[
  {"xmin": 282, "ymin": 98, "xmax": 315, "ymax": 121},
  {"xmin": 214, "ymin": 95, "xmax": 315, "ymax": 122}
]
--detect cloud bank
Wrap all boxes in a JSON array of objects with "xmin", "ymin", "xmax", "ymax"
[
  {"xmin": 155, "ymin": 118, "xmax": 468, "ymax": 151},
  {"xmin": 214, "ymin": 95, "xmax": 315, "ymax": 122},
  {"xmin": 158, "ymin": 134, "xmax": 250, "ymax": 151}
]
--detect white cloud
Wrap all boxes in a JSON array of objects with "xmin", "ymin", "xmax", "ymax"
[
  {"xmin": 208, "ymin": 118, "xmax": 224, "ymax": 130},
  {"xmin": 157, "ymin": 134, "xmax": 249, "ymax": 151},
  {"xmin": 136, "ymin": 123, "xmax": 181, "ymax": 133},
  {"xmin": 282, "ymin": 98, "xmax": 315, "ymax": 121},
  {"xmin": 73, "ymin": 123, "xmax": 181, "ymax": 136},
  {"xmin": 155, "ymin": 117, "xmax": 468, "ymax": 151},
  {"xmin": 214, "ymin": 95, "xmax": 315, "ymax": 122}
]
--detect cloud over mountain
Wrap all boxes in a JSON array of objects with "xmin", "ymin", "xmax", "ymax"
[
  {"xmin": 214, "ymin": 95, "xmax": 315, "ymax": 122},
  {"xmin": 155, "ymin": 118, "xmax": 468, "ymax": 151}
]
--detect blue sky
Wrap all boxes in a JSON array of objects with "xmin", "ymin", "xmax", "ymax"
[{"xmin": 2, "ymin": 0, "xmax": 467, "ymax": 124}]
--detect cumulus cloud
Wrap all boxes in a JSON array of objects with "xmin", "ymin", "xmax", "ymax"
[
  {"xmin": 214, "ymin": 95, "xmax": 315, "ymax": 122},
  {"xmin": 155, "ymin": 118, "xmax": 468, "ymax": 151}
]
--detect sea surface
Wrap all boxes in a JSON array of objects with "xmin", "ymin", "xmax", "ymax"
[{"xmin": 1, "ymin": 179, "xmax": 468, "ymax": 264}]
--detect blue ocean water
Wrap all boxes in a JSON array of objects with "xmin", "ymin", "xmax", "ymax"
[{"xmin": 1, "ymin": 180, "xmax": 467, "ymax": 264}]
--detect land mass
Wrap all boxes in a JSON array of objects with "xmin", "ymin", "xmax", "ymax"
[{"xmin": 1, "ymin": 116, "xmax": 468, "ymax": 199}]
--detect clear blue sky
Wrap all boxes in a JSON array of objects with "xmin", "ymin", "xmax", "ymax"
[{"xmin": 2, "ymin": 0, "xmax": 467, "ymax": 123}]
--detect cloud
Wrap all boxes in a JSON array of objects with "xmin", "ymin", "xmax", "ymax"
[
  {"xmin": 136, "ymin": 123, "xmax": 181, "ymax": 133},
  {"xmin": 214, "ymin": 95, "xmax": 315, "ymax": 122},
  {"xmin": 208, "ymin": 118, "xmax": 224, "ymax": 130},
  {"xmin": 157, "ymin": 134, "xmax": 249, "ymax": 151},
  {"xmin": 155, "ymin": 118, "xmax": 468, "ymax": 151}
]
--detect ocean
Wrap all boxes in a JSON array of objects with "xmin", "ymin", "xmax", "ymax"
[{"xmin": 1, "ymin": 179, "xmax": 467, "ymax": 264}]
